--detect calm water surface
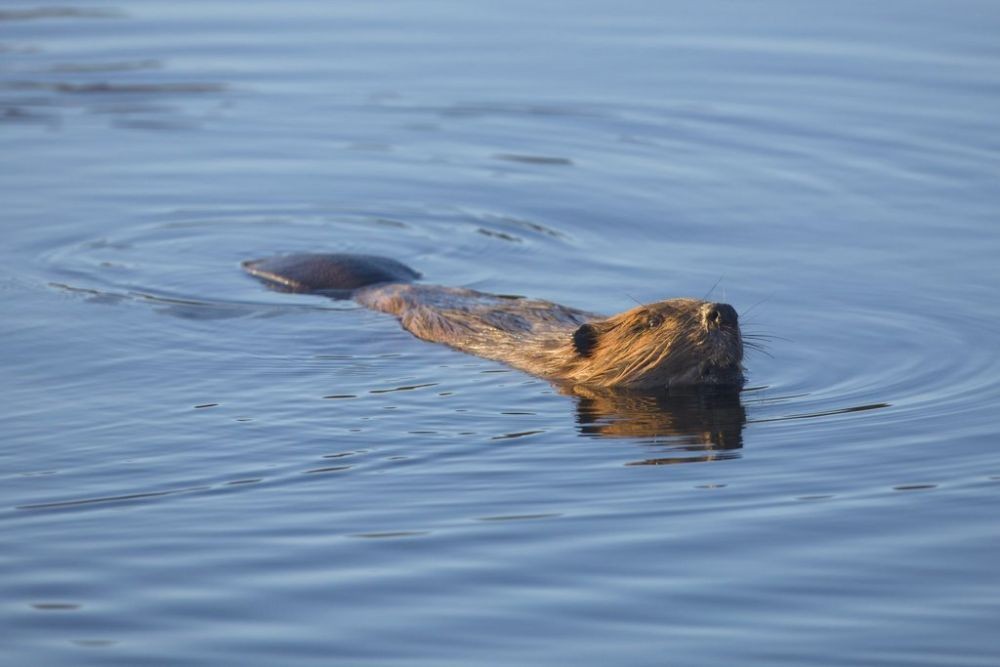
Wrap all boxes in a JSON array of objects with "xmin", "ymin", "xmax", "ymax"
[{"xmin": 3, "ymin": 1, "xmax": 1000, "ymax": 665}]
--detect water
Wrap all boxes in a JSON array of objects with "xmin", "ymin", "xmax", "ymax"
[{"xmin": 3, "ymin": 1, "xmax": 999, "ymax": 664}]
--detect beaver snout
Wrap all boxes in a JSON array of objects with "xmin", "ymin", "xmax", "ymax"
[{"xmin": 702, "ymin": 303, "xmax": 738, "ymax": 330}]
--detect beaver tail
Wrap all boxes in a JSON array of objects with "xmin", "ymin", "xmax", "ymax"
[{"xmin": 242, "ymin": 253, "xmax": 421, "ymax": 295}]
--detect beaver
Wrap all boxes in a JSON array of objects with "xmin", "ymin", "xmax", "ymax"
[{"xmin": 242, "ymin": 253, "xmax": 745, "ymax": 391}]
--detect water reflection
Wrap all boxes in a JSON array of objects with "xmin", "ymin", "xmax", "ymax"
[{"xmin": 570, "ymin": 386, "xmax": 746, "ymax": 463}]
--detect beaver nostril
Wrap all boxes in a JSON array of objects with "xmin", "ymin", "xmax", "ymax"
[{"xmin": 704, "ymin": 303, "xmax": 738, "ymax": 329}]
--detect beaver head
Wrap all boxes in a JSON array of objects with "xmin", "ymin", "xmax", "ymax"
[{"xmin": 565, "ymin": 299, "xmax": 744, "ymax": 390}]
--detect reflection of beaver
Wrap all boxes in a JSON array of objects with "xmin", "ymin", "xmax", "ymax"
[
  {"xmin": 575, "ymin": 386, "xmax": 746, "ymax": 458},
  {"xmin": 243, "ymin": 253, "xmax": 745, "ymax": 391}
]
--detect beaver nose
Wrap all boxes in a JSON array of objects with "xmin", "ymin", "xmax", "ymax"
[{"xmin": 702, "ymin": 303, "xmax": 738, "ymax": 329}]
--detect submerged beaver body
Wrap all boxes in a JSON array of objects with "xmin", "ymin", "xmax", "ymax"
[{"xmin": 244, "ymin": 253, "xmax": 744, "ymax": 390}]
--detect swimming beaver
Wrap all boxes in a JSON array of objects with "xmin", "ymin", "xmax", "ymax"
[{"xmin": 243, "ymin": 253, "xmax": 744, "ymax": 390}]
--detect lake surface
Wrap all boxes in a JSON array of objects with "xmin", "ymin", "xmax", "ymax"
[{"xmin": 3, "ymin": 1, "xmax": 999, "ymax": 665}]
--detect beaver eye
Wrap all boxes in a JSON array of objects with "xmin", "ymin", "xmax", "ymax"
[{"xmin": 647, "ymin": 314, "xmax": 663, "ymax": 328}]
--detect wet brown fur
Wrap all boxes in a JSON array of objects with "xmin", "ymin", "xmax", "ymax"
[
  {"xmin": 355, "ymin": 283, "xmax": 744, "ymax": 390},
  {"xmin": 244, "ymin": 254, "xmax": 744, "ymax": 390}
]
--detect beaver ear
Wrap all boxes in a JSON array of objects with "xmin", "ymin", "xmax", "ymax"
[{"xmin": 573, "ymin": 323, "xmax": 601, "ymax": 357}]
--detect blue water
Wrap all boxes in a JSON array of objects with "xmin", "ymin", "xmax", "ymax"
[{"xmin": 3, "ymin": 1, "xmax": 1000, "ymax": 665}]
